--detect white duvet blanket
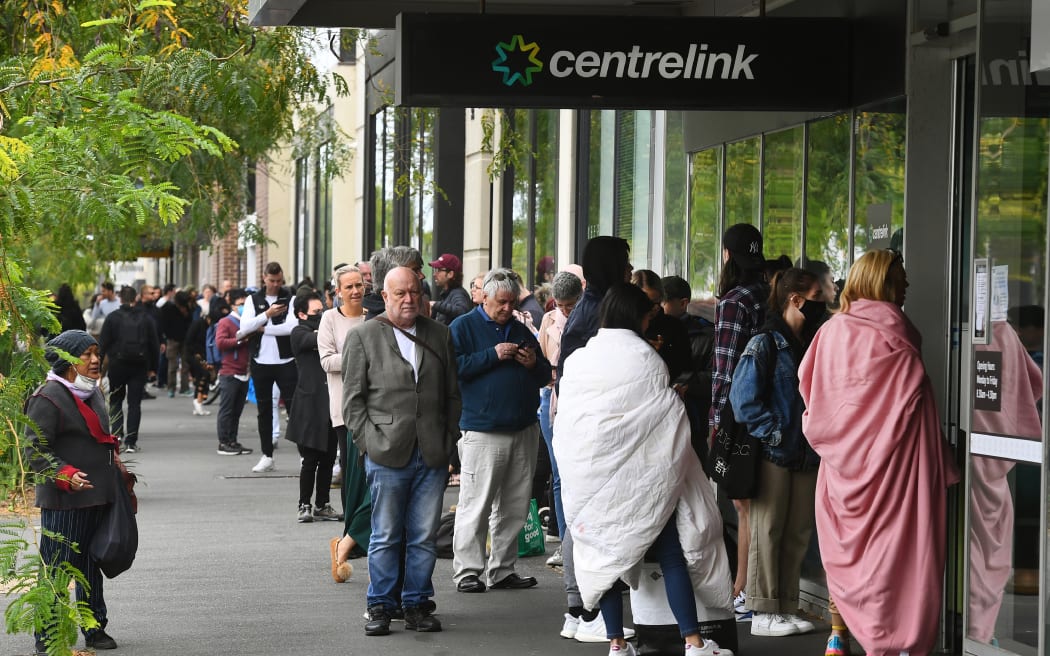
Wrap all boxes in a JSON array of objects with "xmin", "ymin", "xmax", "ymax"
[{"xmin": 554, "ymin": 328, "xmax": 732, "ymax": 611}]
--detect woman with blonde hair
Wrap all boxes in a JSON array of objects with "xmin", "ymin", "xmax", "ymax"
[
  {"xmin": 318, "ymin": 265, "xmax": 368, "ymax": 582},
  {"xmin": 799, "ymin": 250, "xmax": 959, "ymax": 656}
]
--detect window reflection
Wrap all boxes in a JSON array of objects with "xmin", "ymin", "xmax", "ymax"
[
  {"xmin": 853, "ymin": 102, "xmax": 906, "ymax": 259},
  {"xmin": 725, "ymin": 138, "xmax": 760, "ymax": 227},
  {"xmin": 664, "ymin": 112, "xmax": 688, "ymax": 276},
  {"xmin": 509, "ymin": 109, "xmax": 558, "ymax": 288},
  {"xmin": 687, "ymin": 147, "xmax": 721, "ymax": 299},
  {"xmin": 806, "ymin": 115, "xmax": 851, "ymax": 294},
  {"xmin": 763, "ymin": 127, "xmax": 804, "ymax": 264}
]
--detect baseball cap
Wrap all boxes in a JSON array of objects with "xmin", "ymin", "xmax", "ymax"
[
  {"xmin": 429, "ymin": 254, "xmax": 462, "ymax": 273},
  {"xmin": 723, "ymin": 223, "xmax": 764, "ymax": 271}
]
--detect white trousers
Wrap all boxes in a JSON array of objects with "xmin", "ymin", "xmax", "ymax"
[{"xmin": 452, "ymin": 425, "xmax": 540, "ymax": 585}]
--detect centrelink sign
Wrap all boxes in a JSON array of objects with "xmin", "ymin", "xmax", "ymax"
[{"xmin": 396, "ymin": 13, "xmax": 850, "ymax": 110}]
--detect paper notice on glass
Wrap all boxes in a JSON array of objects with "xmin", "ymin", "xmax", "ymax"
[
  {"xmin": 990, "ymin": 265, "xmax": 1009, "ymax": 322},
  {"xmin": 973, "ymin": 258, "xmax": 988, "ymax": 345}
]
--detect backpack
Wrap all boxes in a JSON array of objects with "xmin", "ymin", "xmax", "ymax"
[
  {"xmin": 113, "ymin": 309, "xmax": 148, "ymax": 363},
  {"xmin": 205, "ymin": 322, "xmax": 222, "ymax": 366}
]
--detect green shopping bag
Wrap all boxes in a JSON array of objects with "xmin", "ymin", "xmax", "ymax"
[{"xmin": 517, "ymin": 498, "xmax": 546, "ymax": 557}]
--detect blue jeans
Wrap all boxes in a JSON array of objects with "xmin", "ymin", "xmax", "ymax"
[
  {"xmin": 599, "ymin": 516, "xmax": 700, "ymax": 639},
  {"xmin": 539, "ymin": 387, "xmax": 565, "ymax": 538},
  {"xmin": 365, "ymin": 447, "xmax": 446, "ymax": 609}
]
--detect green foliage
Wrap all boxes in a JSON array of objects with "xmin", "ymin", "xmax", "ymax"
[{"xmin": 0, "ymin": 1, "xmax": 352, "ymax": 649}]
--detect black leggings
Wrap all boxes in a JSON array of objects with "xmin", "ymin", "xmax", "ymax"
[{"xmin": 298, "ymin": 428, "xmax": 337, "ymax": 507}]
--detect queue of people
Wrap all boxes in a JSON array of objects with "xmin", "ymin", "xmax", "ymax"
[{"xmin": 27, "ymin": 233, "xmax": 960, "ymax": 656}]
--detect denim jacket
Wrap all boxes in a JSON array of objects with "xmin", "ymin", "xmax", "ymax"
[{"xmin": 728, "ymin": 328, "xmax": 819, "ymax": 471}]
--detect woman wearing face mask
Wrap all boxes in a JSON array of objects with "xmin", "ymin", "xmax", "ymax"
[
  {"xmin": 728, "ymin": 268, "xmax": 825, "ymax": 639},
  {"xmin": 287, "ymin": 289, "xmax": 344, "ymax": 524},
  {"xmin": 25, "ymin": 330, "xmax": 125, "ymax": 653}
]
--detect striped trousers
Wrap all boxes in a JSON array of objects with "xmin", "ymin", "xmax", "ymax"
[{"xmin": 38, "ymin": 505, "xmax": 109, "ymax": 638}]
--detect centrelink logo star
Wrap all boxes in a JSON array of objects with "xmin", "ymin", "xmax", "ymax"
[{"xmin": 491, "ymin": 35, "xmax": 543, "ymax": 87}]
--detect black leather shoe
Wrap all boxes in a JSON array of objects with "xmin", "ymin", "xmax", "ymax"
[
  {"xmin": 85, "ymin": 629, "xmax": 118, "ymax": 649},
  {"xmin": 365, "ymin": 606, "xmax": 392, "ymax": 636},
  {"xmin": 491, "ymin": 573, "xmax": 538, "ymax": 589},
  {"xmin": 456, "ymin": 574, "xmax": 487, "ymax": 593},
  {"xmin": 404, "ymin": 606, "xmax": 443, "ymax": 632}
]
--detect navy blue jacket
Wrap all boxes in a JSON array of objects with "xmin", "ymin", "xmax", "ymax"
[{"xmin": 450, "ymin": 306, "xmax": 551, "ymax": 432}]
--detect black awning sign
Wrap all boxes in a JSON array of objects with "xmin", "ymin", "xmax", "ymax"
[{"xmin": 396, "ymin": 13, "xmax": 851, "ymax": 110}]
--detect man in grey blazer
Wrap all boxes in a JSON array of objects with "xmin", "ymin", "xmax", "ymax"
[{"xmin": 342, "ymin": 266, "xmax": 462, "ymax": 637}]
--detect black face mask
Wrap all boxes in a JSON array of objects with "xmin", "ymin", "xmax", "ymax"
[
  {"xmin": 302, "ymin": 314, "xmax": 322, "ymax": 331},
  {"xmin": 799, "ymin": 299, "xmax": 827, "ymax": 328}
]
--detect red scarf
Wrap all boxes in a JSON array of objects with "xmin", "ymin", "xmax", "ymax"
[{"xmin": 70, "ymin": 392, "xmax": 119, "ymax": 446}]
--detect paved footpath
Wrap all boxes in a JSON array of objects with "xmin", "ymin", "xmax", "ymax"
[{"xmin": 1, "ymin": 391, "xmax": 832, "ymax": 656}]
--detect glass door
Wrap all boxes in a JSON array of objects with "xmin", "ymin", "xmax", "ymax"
[{"xmin": 966, "ymin": 2, "xmax": 1049, "ymax": 654}]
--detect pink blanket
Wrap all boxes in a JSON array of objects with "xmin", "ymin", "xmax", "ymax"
[{"xmin": 799, "ymin": 299, "xmax": 959, "ymax": 656}]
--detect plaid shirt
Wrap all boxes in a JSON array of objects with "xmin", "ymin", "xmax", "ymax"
[{"xmin": 710, "ymin": 282, "xmax": 767, "ymax": 430}]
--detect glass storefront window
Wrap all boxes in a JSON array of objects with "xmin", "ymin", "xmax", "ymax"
[
  {"xmin": 407, "ymin": 108, "xmax": 436, "ymax": 257},
  {"xmin": 615, "ymin": 110, "xmax": 653, "ymax": 261},
  {"xmin": 587, "ymin": 110, "xmax": 616, "ymax": 239},
  {"xmin": 372, "ymin": 107, "xmax": 396, "ymax": 251},
  {"xmin": 508, "ymin": 109, "xmax": 558, "ymax": 287},
  {"xmin": 688, "ymin": 147, "xmax": 722, "ymax": 298},
  {"xmin": 967, "ymin": 4, "xmax": 1048, "ymax": 652},
  {"xmin": 762, "ymin": 127, "xmax": 805, "ymax": 264},
  {"xmin": 853, "ymin": 100, "xmax": 906, "ymax": 258},
  {"xmin": 725, "ymin": 138, "xmax": 761, "ymax": 228},
  {"xmin": 664, "ymin": 112, "xmax": 688, "ymax": 276},
  {"xmin": 806, "ymin": 115, "xmax": 852, "ymax": 291}
]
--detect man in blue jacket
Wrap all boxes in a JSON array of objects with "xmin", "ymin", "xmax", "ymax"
[{"xmin": 450, "ymin": 268, "xmax": 552, "ymax": 594}]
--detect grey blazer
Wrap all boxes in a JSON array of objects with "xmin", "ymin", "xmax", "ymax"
[{"xmin": 341, "ymin": 313, "xmax": 462, "ymax": 469}]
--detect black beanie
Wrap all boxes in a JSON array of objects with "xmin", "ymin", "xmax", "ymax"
[{"xmin": 45, "ymin": 330, "xmax": 98, "ymax": 374}]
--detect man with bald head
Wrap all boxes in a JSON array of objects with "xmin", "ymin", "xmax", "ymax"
[{"xmin": 342, "ymin": 266, "xmax": 462, "ymax": 638}]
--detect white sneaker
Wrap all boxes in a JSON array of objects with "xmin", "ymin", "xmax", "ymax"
[
  {"xmin": 608, "ymin": 643, "xmax": 637, "ymax": 656},
  {"xmin": 733, "ymin": 592, "xmax": 752, "ymax": 622},
  {"xmin": 560, "ymin": 613, "xmax": 580, "ymax": 639},
  {"xmin": 686, "ymin": 640, "xmax": 734, "ymax": 655},
  {"xmin": 192, "ymin": 400, "xmax": 210, "ymax": 416},
  {"xmin": 252, "ymin": 455, "xmax": 275, "ymax": 473},
  {"xmin": 546, "ymin": 546, "xmax": 563, "ymax": 567},
  {"xmin": 783, "ymin": 613, "xmax": 815, "ymax": 634},
  {"xmin": 751, "ymin": 613, "xmax": 800, "ymax": 637},
  {"xmin": 574, "ymin": 613, "xmax": 635, "ymax": 643}
]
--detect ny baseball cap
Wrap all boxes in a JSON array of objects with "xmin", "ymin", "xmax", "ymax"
[{"xmin": 723, "ymin": 223, "xmax": 764, "ymax": 271}]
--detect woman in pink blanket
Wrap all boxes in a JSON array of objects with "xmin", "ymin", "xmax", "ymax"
[{"xmin": 798, "ymin": 250, "xmax": 959, "ymax": 656}]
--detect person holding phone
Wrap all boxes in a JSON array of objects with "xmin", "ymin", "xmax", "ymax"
[
  {"xmin": 448, "ymin": 268, "xmax": 552, "ymax": 594},
  {"xmin": 237, "ymin": 261, "xmax": 299, "ymax": 473}
]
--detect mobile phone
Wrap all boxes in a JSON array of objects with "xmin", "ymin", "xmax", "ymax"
[
  {"xmin": 271, "ymin": 296, "xmax": 291, "ymax": 324},
  {"xmin": 517, "ymin": 340, "xmax": 530, "ymax": 349}
]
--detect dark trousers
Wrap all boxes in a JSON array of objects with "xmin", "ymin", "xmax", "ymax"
[
  {"xmin": 38, "ymin": 506, "xmax": 108, "ymax": 642},
  {"xmin": 217, "ymin": 375, "xmax": 249, "ymax": 445},
  {"xmin": 108, "ymin": 361, "xmax": 147, "ymax": 446},
  {"xmin": 297, "ymin": 428, "xmax": 337, "ymax": 507},
  {"xmin": 166, "ymin": 339, "xmax": 190, "ymax": 393},
  {"xmin": 250, "ymin": 361, "xmax": 297, "ymax": 457}
]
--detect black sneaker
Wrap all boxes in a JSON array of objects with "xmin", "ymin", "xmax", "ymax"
[
  {"xmin": 85, "ymin": 629, "xmax": 118, "ymax": 649},
  {"xmin": 404, "ymin": 605, "xmax": 442, "ymax": 632},
  {"xmin": 365, "ymin": 606, "xmax": 392, "ymax": 636},
  {"xmin": 217, "ymin": 442, "xmax": 252, "ymax": 456}
]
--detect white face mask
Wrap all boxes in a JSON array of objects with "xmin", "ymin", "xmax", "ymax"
[{"xmin": 73, "ymin": 373, "xmax": 98, "ymax": 392}]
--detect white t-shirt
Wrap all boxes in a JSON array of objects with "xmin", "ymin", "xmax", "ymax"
[{"xmin": 392, "ymin": 323, "xmax": 418, "ymax": 382}]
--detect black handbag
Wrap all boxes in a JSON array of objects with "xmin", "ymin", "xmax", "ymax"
[
  {"xmin": 707, "ymin": 411, "xmax": 762, "ymax": 499},
  {"xmin": 706, "ymin": 333, "xmax": 776, "ymax": 500},
  {"xmin": 89, "ymin": 468, "xmax": 139, "ymax": 578}
]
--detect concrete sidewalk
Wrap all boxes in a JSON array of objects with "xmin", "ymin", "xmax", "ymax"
[{"xmin": 1, "ymin": 391, "xmax": 835, "ymax": 656}]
